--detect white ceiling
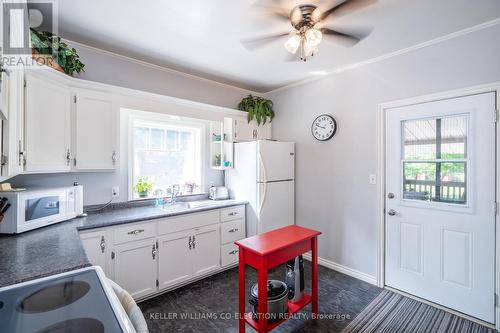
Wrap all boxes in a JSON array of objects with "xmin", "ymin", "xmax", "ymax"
[{"xmin": 52, "ymin": 0, "xmax": 500, "ymax": 92}]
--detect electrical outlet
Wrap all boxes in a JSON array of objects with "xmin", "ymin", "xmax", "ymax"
[{"xmin": 111, "ymin": 186, "xmax": 119, "ymax": 198}]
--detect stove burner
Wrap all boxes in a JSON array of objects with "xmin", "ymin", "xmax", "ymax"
[
  {"xmin": 18, "ymin": 281, "xmax": 90, "ymax": 313},
  {"xmin": 36, "ymin": 318, "xmax": 104, "ymax": 333}
]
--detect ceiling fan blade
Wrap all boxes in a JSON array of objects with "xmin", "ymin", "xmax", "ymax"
[
  {"xmin": 320, "ymin": 28, "xmax": 364, "ymax": 46},
  {"xmin": 320, "ymin": 0, "xmax": 377, "ymax": 21},
  {"xmin": 241, "ymin": 32, "xmax": 291, "ymax": 51},
  {"xmin": 251, "ymin": 0, "xmax": 290, "ymax": 22}
]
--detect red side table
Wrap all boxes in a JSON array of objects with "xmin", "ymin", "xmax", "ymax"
[{"xmin": 235, "ymin": 225, "xmax": 321, "ymax": 333}]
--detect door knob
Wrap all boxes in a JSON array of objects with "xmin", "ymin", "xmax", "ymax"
[
  {"xmin": 387, "ymin": 209, "xmax": 397, "ymax": 216},
  {"xmin": 387, "ymin": 192, "xmax": 395, "ymax": 199}
]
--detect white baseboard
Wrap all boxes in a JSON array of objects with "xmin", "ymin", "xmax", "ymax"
[{"xmin": 302, "ymin": 253, "xmax": 378, "ymax": 286}]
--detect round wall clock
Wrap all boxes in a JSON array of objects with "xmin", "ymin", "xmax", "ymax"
[{"xmin": 311, "ymin": 114, "xmax": 337, "ymax": 141}]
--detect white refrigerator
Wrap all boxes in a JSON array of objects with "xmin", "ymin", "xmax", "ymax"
[{"xmin": 225, "ymin": 140, "xmax": 295, "ymax": 236}]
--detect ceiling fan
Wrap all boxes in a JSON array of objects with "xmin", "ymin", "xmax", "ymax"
[{"xmin": 242, "ymin": 0, "xmax": 376, "ymax": 61}]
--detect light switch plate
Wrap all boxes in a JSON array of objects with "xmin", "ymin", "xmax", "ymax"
[{"xmin": 369, "ymin": 174, "xmax": 377, "ymax": 185}]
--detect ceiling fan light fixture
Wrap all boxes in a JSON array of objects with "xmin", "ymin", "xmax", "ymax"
[
  {"xmin": 284, "ymin": 34, "xmax": 301, "ymax": 54},
  {"xmin": 305, "ymin": 28, "xmax": 322, "ymax": 47},
  {"xmin": 303, "ymin": 41, "xmax": 318, "ymax": 57},
  {"xmin": 311, "ymin": 8, "xmax": 322, "ymax": 22}
]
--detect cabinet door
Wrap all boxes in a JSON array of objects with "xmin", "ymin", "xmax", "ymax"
[
  {"xmin": 113, "ymin": 239, "xmax": 157, "ymax": 299},
  {"xmin": 73, "ymin": 90, "xmax": 117, "ymax": 170},
  {"xmin": 157, "ymin": 230, "xmax": 192, "ymax": 290},
  {"xmin": 256, "ymin": 122, "xmax": 271, "ymax": 140},
  {"xmin": 233, "ymin": 117, "xmax": 254, "ymax": 142},
  {"xmin": 25, "ymin": 74, "xmax": 71, "ymax": 172},
  {"xmin": 80, "ymin": 230, "xmax": 108, "ymax": 274},
  {"xmin": 192, "ymin": 224, "xmax": 220, "ymax": 277}
]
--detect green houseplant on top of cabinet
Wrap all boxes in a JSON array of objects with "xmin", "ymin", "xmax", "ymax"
[{"xmin": 238, "ymin": 95, "xmax": 275, "ymax": 125}]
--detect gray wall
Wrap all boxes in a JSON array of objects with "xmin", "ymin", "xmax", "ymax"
[
  {"xmin": 10, "ymin": 42, "xmax": 253, "ymax": 205},
  {"xmin": 266, "ymin": 23, "xmax": 500, "ymax": 279}
]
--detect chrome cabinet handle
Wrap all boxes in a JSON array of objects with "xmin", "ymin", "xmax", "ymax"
[
  {"xmin": 228, "ymin": 212, "xmax": 237, "ymax": 216},
  {"xmin": 66, "ymin": 149, "xmax": 71, "ymax": 166},
  {"xmin": 112, "ymin": 150, "xmax": 117, "ymax": 164},
  {"xmin": 100, "ymin": 236, "xmax": 105, "ymax": 253},
  {"xmin": 127, "ymin": 229, "xmax": 145, "ymax": 235},
  {"xmin": 387, "ymin": 209, "xmax": 397, "ymax": 216},
  {"xmin": 192, "ymin": 235, "xmax": 196, "ymax": 249},
  {"xmin": 228, "ymin": 228, "xmax": 239, "ymax": 233},
  {"xmin": 229, "ymin": 250, "xmax": 239, "ymax": 255},
  {"xmin": 188, "ymin": 236, "xmax": 192, "ymax": 250},
  {"xmin": 152, "ymin": 244, "xmax": 157, "ymax": 259}
]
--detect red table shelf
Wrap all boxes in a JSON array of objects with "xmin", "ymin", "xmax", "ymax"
[{"xmin": 235, "ymin": 225, "xmax": 321, "ymax": 333}]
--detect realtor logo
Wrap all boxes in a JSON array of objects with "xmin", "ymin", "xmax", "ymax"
[{"xmin": 1, "ymin": 0, "xmax": 57, "ymax": 68}]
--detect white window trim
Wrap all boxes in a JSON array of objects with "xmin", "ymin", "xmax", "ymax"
[{"xmin": 127, "ymin": 109, "xmax": 207, "ymax": 201}]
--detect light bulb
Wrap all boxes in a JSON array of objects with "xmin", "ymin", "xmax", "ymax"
[
  {"xmin": 305, "ymin": 28, "xmax": 322, "ymax": 47},
  {"xmin": 303, "ymin": 41, "xmax": 318, "ymax": 57},
  {"xmin": 311, "ymin": 8, "xmax": 321, "ymax": 22},
  {"xmin": 284, "ymin": 35, "xmax": 301, "ymax": 54}
]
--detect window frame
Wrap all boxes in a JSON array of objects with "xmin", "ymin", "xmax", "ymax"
[
  {"xmin": 398, "ymin": 112, "xmax": 473, "ymax": 212},
  {"xmin": 127, "ymin": 111, "xmax": 207, "ymax": 201}
]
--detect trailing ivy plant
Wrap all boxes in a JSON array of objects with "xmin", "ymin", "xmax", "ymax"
[
  {"xmin": 30, "ymin": 28, "xmax": 85, "ymax": 76},
  {"xmin": 238, "ymin": 95, "xmax": 275, "ymax": 125}
]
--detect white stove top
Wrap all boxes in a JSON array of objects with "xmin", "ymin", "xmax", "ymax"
[{"xmin": 0, "ymin": 267, "xmax": 135, "ymax": 333}]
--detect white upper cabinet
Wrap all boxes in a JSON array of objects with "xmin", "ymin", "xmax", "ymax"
[
  {"xmin": 24, "ymin": 73, "xmax": 71, "ymax": 172},
  {"xmin": 72, "ymin": 89, "xmax": 118, "ymax": 170},
  {"xmin": 226, "ymin": 116, "xmax": 272, "ymax": 142}
]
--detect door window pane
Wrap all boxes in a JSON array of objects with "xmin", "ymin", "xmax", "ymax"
[{"xmin": 402, "ymin": 115, "xmax": 467, "ymax": 205}]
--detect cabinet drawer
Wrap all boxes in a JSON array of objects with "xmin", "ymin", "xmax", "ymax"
[
  {"xmin": 158, "ymin": 210, "xmax": 219, "ymax": 235},
  {"xmin": 114, "ymin": 222, "xmax": 156, "ymax": 244},
  {"xmin": 220, "ymin": 205, "xmax": 245, "ymax": 222},
  {"xmin": 220, "ymin": 219, "xmax": 245, "ymax": 244},
  {"xmin": 221, "ymin": 243, "xmax": 239, "ymax": 267}
]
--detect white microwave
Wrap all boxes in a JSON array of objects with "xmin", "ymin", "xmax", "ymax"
[{"xmin": 0, "ymin": 186, "xmax": 83, "ymax": 234}]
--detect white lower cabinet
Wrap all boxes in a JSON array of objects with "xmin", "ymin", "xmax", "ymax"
[
  {"xmin": 79, "ymin": 205, "xmax": 246, "ymax": 300},
  {"xmin": 113, "ymin": 238, "xmax": 157, "ymax": 299},
  {"xmin": 79, "ymin": 230, "xmax": 108, "ymax": 274},
  {"xmin": 158, "ymin": 230, "xmax": 192, "ymax": 289},
  {"xmin": 192, "ymin": 224, "xmax": 220, "ymax": 277}
]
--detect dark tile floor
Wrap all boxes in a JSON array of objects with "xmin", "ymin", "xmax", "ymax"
[{"xmin": 139, "ymin": 262, "xmax": 382, "ymax": 333}]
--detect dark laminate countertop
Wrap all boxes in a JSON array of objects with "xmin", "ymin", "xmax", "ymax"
[{"xmin": 0, "ymin": 200, "xmax": 247, "ymax": 287}]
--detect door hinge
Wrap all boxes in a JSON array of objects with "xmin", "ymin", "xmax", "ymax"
[
  {"xmin": 111, "ymin": 251, "xmax": 115, "ymax": 260},
  {"xmin": 495, "ymin": 293, "xmax": 498, "ymax": 307},
  {"xmin": 74, "ymin": 95, "xmax": 77, "ymax": 103},
  {"xmin": 494, "ymin": 109, "xmax": 498, "ymax": 123},
  {"xmin": 156, "ymin": 279, "xmax": 159, "ymax": 288},
  {"xmin": 23, "ymin": 79, "xmax": 26, "ymax": 88},
  {"xmin": 1, "ymin": 155, "xmax": 7, "ymax": 166},
  {"xmin": 494, "ymin": 202, "xmax": 498, "ymax": 215}
]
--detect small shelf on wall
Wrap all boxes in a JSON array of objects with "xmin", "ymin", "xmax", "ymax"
[{"xmin": 210, "ymin": 120, "xmax": 233, "ymax": 170}]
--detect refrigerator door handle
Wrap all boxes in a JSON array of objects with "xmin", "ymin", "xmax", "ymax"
[
  {"xmin": 258, "ymin": 151, "xmax": 267, "ymax": 183},
  {"xmin": 259, "ymin": 182, "xmax": 268, "ymax": 213}
]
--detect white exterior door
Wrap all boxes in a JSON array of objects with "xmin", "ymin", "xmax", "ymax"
[
  {"xmin": 73, "ymin": 89, "xmax": 117, "ymax": 170},
  {"xmin": 385, "ymin": 92, "xmax": 496, "ymax": 323},
  {"xmin": 158, "ymin": 230, "xmax": 192, "ymax": 289},
  {"xmin": 257, "ymin": 180, "xmax": 295, "ymax": 233},
  {"xmin": 25, "ymin": 74, "xmax": 71, "ymax": 172},
  {"xmin": 257, "ymin": 141, "xmax": 295, "ymax": 182},
  {"xmin": 192, "ymin": 224, "xmax": 220, "ymax": 277},
  {"xmin": 114, "ymin": 239, "xmax": 157, "ymax": 299}
]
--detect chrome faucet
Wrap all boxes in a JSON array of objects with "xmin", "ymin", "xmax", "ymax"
[{"xmin": 172, "ymin": 184, "xmax": 180, "ymax": 202}]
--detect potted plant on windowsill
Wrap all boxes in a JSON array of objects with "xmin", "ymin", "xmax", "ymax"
[
  {"xmin": 238, "ymin": 95, "xmax": 275, "ymax": 125},
  {"xmin": 134, "ymin": 177, "xmax": 154, "ymax": 198},
  {"xmin": 30, "ymin": 28, "xmax": 85, "ymax": 76},
  {"xmin": 183, "ymin": 181, "xmax": 199, "ymax": 195}
]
